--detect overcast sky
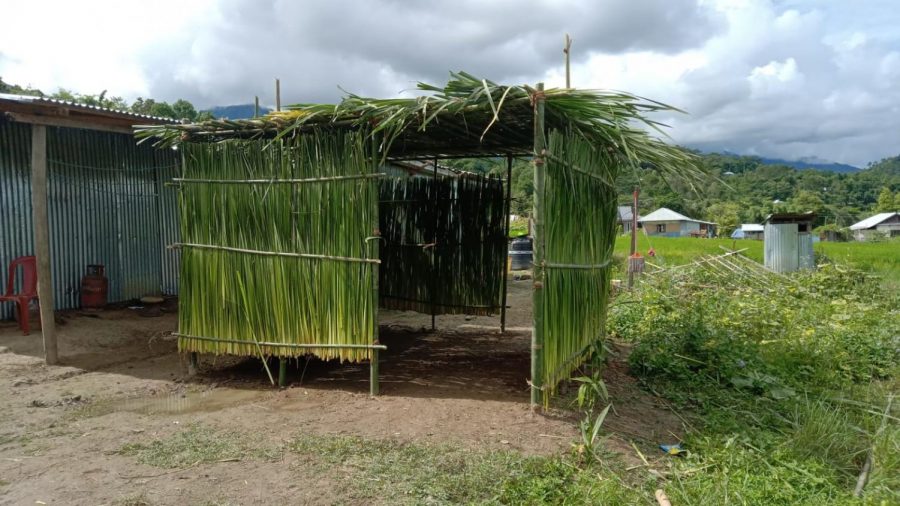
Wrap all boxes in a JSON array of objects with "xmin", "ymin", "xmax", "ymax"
[{"xmin": 2, "ymin": 0, "xmax": 898, "ymax": 166}]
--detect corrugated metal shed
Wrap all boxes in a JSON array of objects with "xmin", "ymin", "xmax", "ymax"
[
  {"xmin": 0, "ymin": 121, "xmax": 180, "ymax": 319},
  {"xmin": 763, "ymin": 212, "xmax": 816, "ymax": 273}
]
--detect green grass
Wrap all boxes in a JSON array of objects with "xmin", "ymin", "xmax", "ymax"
[
  {"xmin": 613, "ymin": 234, "xmax": 899, "ymax": 284},
  {"xmin": 289, "ymin": 433, "xmax": 646, "ymax": 505},
  {"xmin": 118, "ymin": 425, "xmax": 279, "ymax": 469}
]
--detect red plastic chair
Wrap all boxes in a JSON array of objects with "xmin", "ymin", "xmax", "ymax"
[{"xmin": 0, "ymin": 256, "xmax": 38, "ymax": 335}]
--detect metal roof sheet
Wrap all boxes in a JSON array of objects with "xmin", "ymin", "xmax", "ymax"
[
  {"xmin": 638, "ymin": 207, "xmax": 716, "ymax": 225},
  {"xmin": 850, "ymin": 212, "xmax": 899, "ymax": 230},
  {"xmin": 0, "ymin": 93, "xmax": 178, "ymax": 123},
  {"xmin": 617, "ymin": 205, "xmax": 633, "ymax": 222},
  {"xmin": 741, "ymin": 223, "xmax": 764, "ymax": 232}
]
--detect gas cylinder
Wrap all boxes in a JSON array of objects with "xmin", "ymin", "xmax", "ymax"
[{"xmin": 81, "ymin": 264, "xmax": 108, "ymax": 309}]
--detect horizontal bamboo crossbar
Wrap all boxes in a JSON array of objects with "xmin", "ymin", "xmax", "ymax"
[
  {"xmin": 543, "ymin": 259, "xmax": 613, "ymax": 270},
  {"xmin": 173, "ymin": 173, "xmax": 386, "ymax": 184},
  {"xmin": 171, "ymin": 243, "xmax": 380, "ymax": 264},
  {"xmin": 175, "ymin": 333, "xmax": 387, "ymax": 350}
]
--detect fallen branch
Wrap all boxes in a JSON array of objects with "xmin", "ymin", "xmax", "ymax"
[{"xmin": 854, "ymin": 394, "xmax": 894, "ymax": 497}]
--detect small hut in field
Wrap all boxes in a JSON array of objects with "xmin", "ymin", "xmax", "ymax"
[{"xmin": 139, "ymin": 72, "xmax": 700, "ymax": 408}]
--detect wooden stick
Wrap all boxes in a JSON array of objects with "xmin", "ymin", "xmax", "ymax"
[
  {"xmin": 655, "ymin": 489, "xmax": 672, "ymax": 506},
  {"xmin": 500, "ymin": 154, "xmax": 513, "ymax": 333},
  {"xmin": 31, "ymin": 124, "xmax": 57, "ymax": 365}
]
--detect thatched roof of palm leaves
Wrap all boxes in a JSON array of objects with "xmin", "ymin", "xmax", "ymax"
[{"xmin": 137, "ymin": 72, "xmax": 702, "ymax": 184}]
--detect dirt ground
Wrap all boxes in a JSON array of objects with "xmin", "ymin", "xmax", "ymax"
[{"xmin": 0, "ymin": 279, "xmax": 682, "ymax": 505}]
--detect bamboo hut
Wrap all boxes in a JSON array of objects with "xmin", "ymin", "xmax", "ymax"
[{"xmin": 138, "ymin": 72, "xmax": 700, "ymax": 408}]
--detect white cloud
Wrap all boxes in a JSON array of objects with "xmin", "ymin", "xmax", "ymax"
[{"xmin": 1, "ymin": 0, "xmax": 898, "ymax": 166}]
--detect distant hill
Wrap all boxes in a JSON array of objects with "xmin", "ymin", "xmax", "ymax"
[
  {"xmin": 206, "ymin": 104, "xmax": 272, "ymax": 119},
  {"xmin": 758, "ymin": 156, "xmax": 860, "ymax": 173}
]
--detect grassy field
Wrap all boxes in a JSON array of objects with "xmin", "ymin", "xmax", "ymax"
[{"xmin": 614, "ymin": 234, "xmax": 899, "ymax": 283}]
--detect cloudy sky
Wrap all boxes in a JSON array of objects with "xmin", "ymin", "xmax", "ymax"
[{"xmin": 2, "ymin": 0, "xmax": 898, "ymax": 166}]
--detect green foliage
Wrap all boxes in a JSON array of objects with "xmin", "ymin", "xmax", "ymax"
[
  {"xmin": 609, "ymin": 262, "xmax": 899, "ymax": 504},
  {"xmin": 875, "ymin": 186, "xmax": 898, "ymax": 212},
  {"xmin": 612, "ymin": 234, "xmax": 900, "ymax": 285},
  {"xmin": 620, "ymin": 152, "xmax": 900, "ymax": 229}
]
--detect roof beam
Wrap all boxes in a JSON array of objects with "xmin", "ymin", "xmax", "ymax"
[{"xmin": 5, "ymin": 111, "xmax": 134, "ymax": 135}]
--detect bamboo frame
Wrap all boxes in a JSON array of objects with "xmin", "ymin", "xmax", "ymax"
[
  {"xmin": 175, "ymin": 333, "xmax": 388, "ymax": 350},
  {"xmin": 172, "ymin": 173, "xmax": 385, "ymax": 184},
  {"xmin": 531, "ymin": 83, "xmax": 546, "ymax": 410},
  {"xmin": 171, "ymin": 243, "xmax": 380, "ymax": 264},
  {"xmin": 500, "ymin": 154, "xmax": 513, "ymax": 333}
]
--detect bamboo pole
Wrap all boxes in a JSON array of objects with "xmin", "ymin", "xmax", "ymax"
[
  {"xmin": 170, "ymin": 243, "xmax": 380, "ymax": 264},
  {"xmin": 531, "ymin": 83, "xmax": 546, "ymax": 410},
  {"xmin": 254, "ymin": 96, "xmax": 260, "ymax": 118},
  {"xmin": 172, "ymin": 173, "xmax": 386, "ymax": 184},
  {"xmin": 500, "ymin": 155, "xmax": 513, "ymax": 333},
  {"xmin": 275, "ymin": 79, "xmax": 281, "ymax": 112},
  {"xmin": 175, "ymin": 334, "xmax": 388, "ymax": 350},
  {"xmin": 278, "ymin": 358, "xmax": 288, "ymax": 387},
  {"xmin": 188, "ymin": 352, "xmax": 199, "ymax": 375},
  {"xmin": 564, "ymin": 34, "xmax": 572, "ymax": 88},
  {"xmin": 370, "ymin": 137, "xmax": 381, "ymax": 396},
  {"xmin": 430, "ymin": 157, "xmax": 438, "ymax": 331},
  {"xmin": 31, "ymin": 125, "xmax": 57, "ymax": 365}
]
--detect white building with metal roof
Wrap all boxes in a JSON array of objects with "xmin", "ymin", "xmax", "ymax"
[
  {"xmin": 849, "ymin": 212, "xmax": 900, "ymax": 240},
  {"xmin": 638, "ymin": 207, "xmax": 717, "ymax": 238}
]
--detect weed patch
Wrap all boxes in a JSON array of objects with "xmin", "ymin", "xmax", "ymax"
[{"xmin": 118, "ymin": 425, "xmax": 278, "ymax": 469}]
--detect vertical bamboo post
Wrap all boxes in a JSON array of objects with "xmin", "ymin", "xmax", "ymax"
[
  {"xmin": 188, "ymin": 352, "xmax": 199, "ymax": 375},
  {"xmin": 278, "ymin": 358, "xmax": 288, "ymax": 387},
  {"xmin": 275, "ymin": 79, "xmax": 281, "ymax": 112},
  {"xmin": 254, "ymin": 96, "xmax": 260, "ymax": 118},
  {"xmin": 530, "ymin": 83, "xmax": 546, "ymax": 410},
  {"xmin": 31, "ymin": 125, "xmax": 57, "ymax": 365},
  {"xmin": 564, "ymin": 35, "xmax": 572, "ymax": 88},
  {"xmin": 500, "ymin": 155, "xmax": 513, "ymax": 333},
  {"xmin": 369, "ymin": 135, "xmax": 381, "ymax": 397},
  {"xmin": 430, "ymin": 157, "xmax": 438, "ymax": 331}
]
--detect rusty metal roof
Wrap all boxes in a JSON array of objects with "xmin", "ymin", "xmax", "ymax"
[{"xmin": 0, "ymin": 93, "xmax": 178, "ymax": 124}]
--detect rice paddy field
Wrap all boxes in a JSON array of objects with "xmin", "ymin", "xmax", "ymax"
[{"xmin": 614, "ymin": 234, "xmax": 900, "ymax": 286}]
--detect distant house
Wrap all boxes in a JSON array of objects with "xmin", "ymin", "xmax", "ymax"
[
  {"xmin": 638, "ymin": 207, "xmax": 716, "ymax": 238},
  {"xmin": 731, "ymin": 224, "xmax": 764, "ymax": 240},
  {"xmin": 849, "ymin": 212, "xmax": 900, "ymax": 240},
  {"xmin": 617, "ymin": 205, "xmax": 635, "ymax": 234}
]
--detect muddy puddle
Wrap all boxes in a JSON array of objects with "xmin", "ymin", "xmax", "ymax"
[{"xmin": 75, "ymin": 388, "xmax": 271, "ymax": 417}]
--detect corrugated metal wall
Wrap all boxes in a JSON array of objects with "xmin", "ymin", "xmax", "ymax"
[
  {"xmin": 0, "ymin": 121, "xmax": 179, "ymax": 319},
  {"xmin": 764, "ymin": 223, "xmax": 799, "ymax": 273},
  {"xmin": 798, "ymin": 233, "xmax": 815, "ymax": 270}
]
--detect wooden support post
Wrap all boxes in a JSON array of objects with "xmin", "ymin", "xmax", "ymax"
[
  {"xmin": 188, "ymin": 352, "xmax": 199, "ymax": 376},
  {"xmin": 254, "ymin": 96, "xmax": 260, "ymax": 118},
  {"xmin": 278, "ymin": 357, "xmax": 288, "ymax": 387},
  {"xmin": 31, "ymin": 125, "xmax": 57, "ymax": 365},
  {"xmin": 500, "ymin": 155, "xmax": 513, "ymax": 333},
  {"xmin": 564, "ymin": 34, "xmax": 572, "ymax": 88},
  {"xmin": 430, "ymin": 157, "xmax": 438, "ymax": 331},
  {"xmin": 530, "ymin": 83, "xmax": 546, "ymax": 411},
  {"xmin": 275, "ymin": 79, "xmax": 281, "ymax": 112},
  {"xmin": 370, "ymin": 348, "xmax": 380, "ymax": 396},
  {"xmin": 627, "ymin": 187, "xmax": 639, "ymax": 289}
]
